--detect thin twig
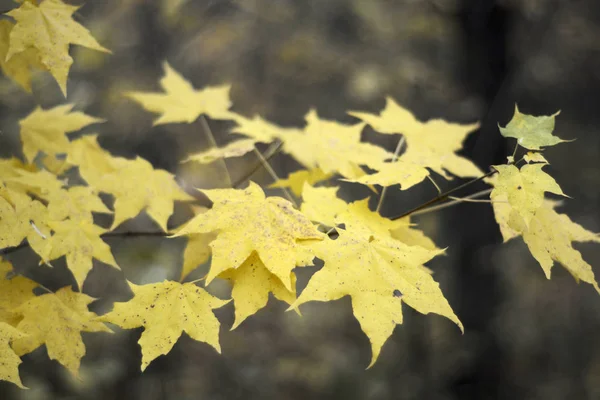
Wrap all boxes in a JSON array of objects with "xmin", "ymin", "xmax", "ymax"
[
  {"xmin": 390, "ymin": 169, "xmax": 497, "ymax": 220},
  {"xmin": 102, "ymin": 231, "xmax": 169, "ymax": 239},
  {"xmin": 0, "ymin": 230, "xmax": 170, "ymax": 257},
  {"xmin": 448, "ymin": 194, "xmax": 500, "ymax": 203},
  {"xmin": 411, "ymin": 188, "xmax": 493, "ymax": 216},
  {"xmin": 390, "ymin": 157, "xmax": 524, "ymax": 221},
  {"xmin": 376, "ymin": 136, "xmax": 405, "ymax": 214},
  {"xmin": 511, "ymin": 141, "xmax": 519, "ymax": 159},
  {"xmin": 232, "ymin": 140, "xmax": 283, "ymax": 188},
  {"xmin": 200, "ymin": 115, "xmax": 232, "ymax": 187},
  {"xmin": 187, "ymin": 277, "xmax": 206, "ymax": 285},
  {"xmin": 252, "ymin": 147, "xmax": 297, "ymax": 207},
  {"xmin": 426, "ymin": 175, "xmax": 442, "ymax": 195}
]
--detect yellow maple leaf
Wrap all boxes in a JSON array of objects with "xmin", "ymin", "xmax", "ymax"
[
  {"xmin": 19, "ymin": 104, "xmax": 104, "ymax": 162},
  {"xmin": 0, "ymin": 322, "xmax": 27, "ymax": 388},
  {"xmin": 40, "ymin": 153, "xmax": 72, "ymax": 175},
  {"xmin": 127, "ymin": 62, "xmax": 234, "ymax": 125},
  {"xmin": 99, "ymin": 280, "xmax": 228, "ymax": 371},
  {"xmin": 0, "ymin": 20, "xmax": 43, "ymax": 92},
  {"xmin": 300, "ymin": 183, "xmax": 437, "ymax": 249},
  {"xmin": 281, "ymin": 110, "xmax": 392, "ymax": 179},
  {"xmin": 219, "ymin": 252, "xmax": 296, "ymax": 329},
  {"xmin": 348, "ymin": 97, "xmax": 424, "ymax": 136},
  {"xmin": 0, "ymin": 188, "xmax": 49, "ymax": 251},
  {"xmin": 230, "ymin": 114, "xmax": 300, "ymax": 143},
  {"xmin": 184, "ymin": 139, "xmax": 256, "ymax": 164},
  {"xmin": 292, "ymin": 228, "xmax": 461, "ymax": 367},
  {"xmin": 491, "ymin": 164, "xmax": 566, "ymax": 227},
  {"xmin": 270, "ymin": 168, "xmax": 331, "ymax": 197},
  {"xmin": 5, "ymin": 0, "xmax": 110, "ymax": 95},
  {"xmin": 349, "ymin": 97, "xmax": 481, "ymax": 180},
  {"xmin": 11, "ymin": 169, "xmax": 111, "ymax": 223},
  {"xmin": 29, "ymin": 219, "xmax": 119, "ymax": 289},
  {"xmin": 180, "ymin": 232, "xmax": 214, "ymax": 281},
  {"xmin": 523, "ymin": 151, "xmax": 548, "ymax": 164},
  {"xmin": 506, "ymin": 202, "xmax": 600, "ymax": 292},
  {"xmin": 0, "ymin": 158, "xmax": 38, "ymax": 196},
  {"xmin": 389, "ymin": 219, "xmax": 438, "ymax": 251},
  {"xmin": 47, "ymin": 186, "xmax": 112, "ymax": 223},
  {"xmin": 8, "ymin": 168, "xmax": 64, "ymax": 195},
  {"xmin": 490, "ymin": 191, "xmax": 519, "ymax": 242},
  {"xmin": 0, "ymin": 259, "xmax": 37, "ymax": 326},
  {"xmin": 344, "ymin": 159, "xmax": 429, "ymax": 190},
  {"xmin": 499, "ymin": 105, "xmax": 567, "ymax": 150},
  {"xmin": 11, "ymin": 287, "xmax": 111, "ymax": 377},
  {"xmin": 67, "ymin": 134, "xmax": 120, "ymax": 186},
  {"xmin": 172, "ymin": 182, "xmax": 324, "ymax": 291},
  {"xmin": 93, "ymin": 156, "xmax": 193, "ymax": 231}
]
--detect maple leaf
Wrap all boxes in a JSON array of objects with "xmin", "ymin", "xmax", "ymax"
[
  {"xmin": 0, "ymin": 20, "xmax": 43, "ymax": 92},
  {"xmin": 0, "ymin": 158, "xmax": 39, "ymax": 196},
  {"xmin": 491, "ymin": 164, "xmax": 566, "ymax": 227},
  {"xmin": 499, "ymin": 105, "xmax": 567, "ymax": 150},
  {"xmin": 0, "ymin": 188, "xmax": 49, "ymax": 251},
  {"xmin": 184, "ymin": 139, "xmax": 256, "ymax": 164},
  {"xmin": 11, "ymin": 287, "xmax": 111, "ymax": 377},
  {"xmin": 230, "ymin": 114, "xmax": 299, "ymax": 143},
  {"xmin": 0, "ymin": 322, "xmax": 27, "ymax": 388},
  {"xmin": 8, "ymin": 168, "xmax": 64, "ymax": 195},
  {"xmin": 178, "ymin": 206, "xmax": 214, "ymax": 280},
  {"xmin": 47, "ymin": 186, "xmax": 112, "ymax": 223},
  {"xmin": 67, "ymin": 134, "xmax": 120, "ymax": 186},
  {"xmin": 490, "ymin": 191, "xmax": 519, "ymax": 243},
  {"xmin": 523, "ymin": 151, "xmax": 548, "ymax": 164},
  {"xmin": 99, "ymin": 280, "xmax": 228, "ymax": 371},
  {"xmin": 506, "ymin": 201, "xmax": 600, "ymax": 292},
  {"xmin": 41, "ymin": 154, "xmax": 72, "ymax": 176},
  {"xmin": 219, "ymin": 252, "xmax": 296, "ymax": 329},
  {"xmin": 349, "ymin": 97, "xmax": 481, "ymax": 180},
  {"xmin": 127, "ymin": 62, "xmax": 235, "ymax": 125},
  {"xmin": 270, "ymin": 168, "xmax": 331, "ymax": 197},
  {"xmin": 19, "ymin": 104, "xmax": 104, "ymax": 163},
  {"xmin": 281, "ymin": 110, "xmax": 392, "ymax": 179},
  {"xmin": 292, "ymin": 228, "xmax": 461, "ymax": 367},
  {"xmin": 180, "ymin": 232, "xmax": 214, "ymax": 280},
  {"xmin": 93, "ymin": 156, "xmax": 193, "ymax": 231},
  {"xmin": 301, "ymin": 183, "xmax": 436, "ymax": 249},
  {"xmin": 5, "ymin": 0, "xmax": 110, "ymax": 96},
  {"xmin": 348, "ymin": 97, "xmax": 424, "ymax": 136},
  {"xmin": 344, "ymin": 159, "xmax": 430, "ymax": 191},
  {"xmin": 11, "ymin": 169, "xmax": 111, "ymax": 223},
  {"xmin": 172, "ymin": 182, "xmax": 324, "ymax": 291},
  {"xmin": 29, "ymin": 219, "xmax": 119, "ymax": 289},
  {"xmin": 0, "ymin": 259, "xmax": 37, "ymax": 326}
]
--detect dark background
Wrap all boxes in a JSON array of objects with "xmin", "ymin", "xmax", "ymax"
[{"xmin": 1, "ymin": 0, "xmax": 600, "ymax": 399}]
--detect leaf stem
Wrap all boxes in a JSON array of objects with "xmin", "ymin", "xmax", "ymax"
[
  {"xmin": 200, "ymin": 115, "xmax": 232, "ymax": 187},
  {"xmin": 410, "ymin": 188, "xmax": 493, "ymax": 216},
  {"xmin": 376, "ymin": 136, "xmax": 405, "ymax": 214},
  {"xmin": 251, "ymin": 146, "xmax": 298, "ymax": 207},
  {"xmin": 232, "ymin": 140, "xmax": 283, "ymax": 188},
  {"xmin": 390, "ymin": 157, "xmax": 525, "ymax": 221}
]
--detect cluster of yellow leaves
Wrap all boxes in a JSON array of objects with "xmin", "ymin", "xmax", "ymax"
[
  {"xmin": 0, "ymin": 0, "xmax": 110, "ymax": 95},
  {"xmin": 489, "ymin": 107, "xmax": 600, "ymax": 292},
  {"xmin": 0, "ymin": 101, "xmax": 200, "ymax": 385},
  {"xmin": 0, "ymin": 259, "xmax": 110, "ymax": 387},
  {"xmin": 0, "ymin": 5, "xmax": 598, "ymax": 387}
]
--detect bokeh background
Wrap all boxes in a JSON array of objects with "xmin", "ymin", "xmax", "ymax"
[{"xmin": 1, "ymin": 0, "xmax": 600, "ymax": 399}]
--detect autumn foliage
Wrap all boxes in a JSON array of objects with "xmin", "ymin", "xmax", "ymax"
[{"xmin": 1, "ymin": 0, "xmax": 599, "ymax": 390}]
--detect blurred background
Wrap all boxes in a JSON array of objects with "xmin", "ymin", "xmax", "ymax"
[{"xmin": 1, "ymin": 0, "xmax": 600, "ymax": 399}]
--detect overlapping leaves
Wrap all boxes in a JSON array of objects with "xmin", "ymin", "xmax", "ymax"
[{"xmin": 0, "ymin": 34, "xmax": 598, "ymax": 388}]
